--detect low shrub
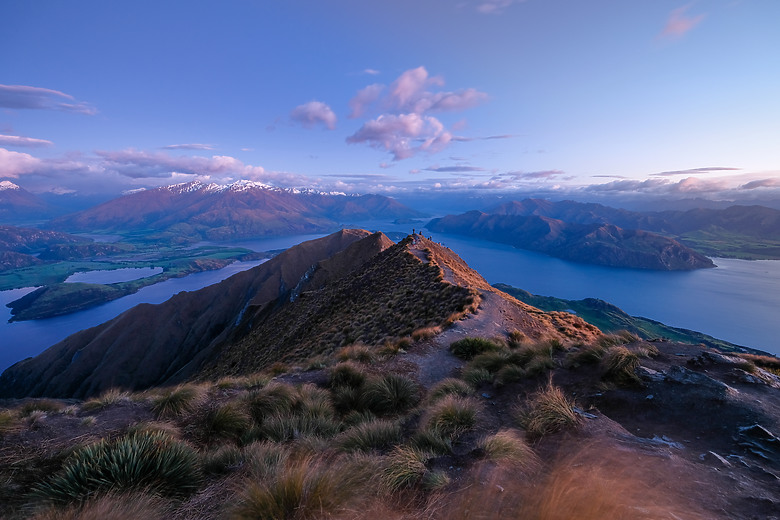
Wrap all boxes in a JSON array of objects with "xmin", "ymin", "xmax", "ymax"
[{"xmin": 422, "ymin": 395, "xmax": 480, "ymax": 440}]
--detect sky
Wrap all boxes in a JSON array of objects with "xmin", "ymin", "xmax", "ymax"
[{"xmin": 2, "ymin": 0, "xmax": 780, "ymax": 205}]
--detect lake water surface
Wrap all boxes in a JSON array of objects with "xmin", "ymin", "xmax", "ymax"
[
  {"xmin": 1, "ymin": 227, "xmax": 778, "ymax": 372},
  {"xmin": 65, "ymin": 266, "xmax": 164, "ymax": 284}
]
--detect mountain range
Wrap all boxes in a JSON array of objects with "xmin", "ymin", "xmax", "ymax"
[
  {"xmin": 427, "ymin": 211, "xmax": 714, "ymax": 270},
  {"xmin": 48, "ymin": 181, "xmax": 425, "ymax": 241}
]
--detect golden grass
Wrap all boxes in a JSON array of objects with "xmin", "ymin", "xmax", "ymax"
[{"xmin": 516, "ymin": 382, "xmax": 580, "ymax": 440}]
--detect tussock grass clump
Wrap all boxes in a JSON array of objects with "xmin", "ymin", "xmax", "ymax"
[
  {"xmin": 566, "ymin": 343, "xmax": 608, "ymax": 367},
  {"xmin": 427, "ymin": 378, "xmax": 474, "ymax": 403},
  {"xmin": 0, "ymin": 410, "xmax": 19, "ymax": 438},
  {"xmin": 201, "ymin": 444, "xmax": 242, "ymax": 476},
  {"xmin": 328, "ymin": 362, "xmax": 367, "ymax": 389},
  {"xmin": 244, "ymin": 383, "xmax": 296, "ymax": 423},
  {"xmin": 600, "ymin": 346, "xmax": 641, "ymax": 386},
  {"xmin": 195, "ymin": 401, "xmax": 252, "ymax": 443},
  {"xmin": 363, "ymin": 374, "xmax": 421, "ymax": 415},
  {"xmin": 411, "ymin": 325, "xmax": 441, "ymax": 341},
  {"xmin": 411, "ymin": 428, "xmax": 452, "ymax": 455},
  {"xmin": 422, "ymin": 395, "xmax": 480, "ymax": 440},
  {"xmin": 31, "ymin": 431, "xmax": 201, "ymax": 506},
  {"xmin": 241, "ymin": 441, "xmax": 289, "ymax": 479},
  {"xmin": 150, "ymin": 384, "xmax": 206, "ymax": 419},
  {"xmin": 338, "ymin": 419, "xmax": 401, "ymax": 453},
  {"xmin": 517, "ymin": 383, "xmax": 580, "ymax": 440},
  {"xmin": 82, "ymin": 388, "xmax": 130, "ymax": 412},
  {"xmin": 383, "ymin": 445, "xmax": 432, "ymax": 492},
  {"xmin": 495, "ymin": 364, "xmax": 527, "ymax": 385},
  {"xmin": 468, "ymin": 350, "xmax": 511, "ymax": 374},
  {"xmin": 507, "ymin": 329, "xmax": 528, "ymax": 346},
  {"xmin": 337, "ymin": 343, "xmax": 376, "ymax": 364},
  {"xmin": 260, "ymin": 412, "xmax": 341, "ymax": 442},
  {"xmin": 462, "ymin": 366, "xmax": 494, "ymax": 386},
  {"xmin": 27, "ymin": 492, "xmax": 170, "ymax": 520},
  {"xmin": 450, "ymin": 337, "xmax": 505, "ymax": 360},
  {"xmin": 635, "ymin": 343, "xmax": 660, "ymax": 358},
  {"xmin": 126, "ymin": 420, "xmax": 181, "ymax": 439},
  {"xmin": 479, "ymin": 429, "xmax": 537, "ymax": 469},
  {"xmin": 230, "ymin": 456, "xmax": 362, "ymax": 520},
  {"xmin": 737, "ymin": 353, "xmax": 780, "ymax": 375},
  {"xmin": 17, "ymin": 399, "xmax": 64, "ymax": 417}
]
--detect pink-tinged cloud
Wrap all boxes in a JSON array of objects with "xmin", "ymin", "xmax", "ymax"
[
  {"xmin": 348, "ymin": 84, "xmax": 384, "ymax": 119},
  {"xmin": 290, "ymin": 101, "xmax": 337, "ymax": 130},
  {"xmin": 660, "ymin": 5, "xmax": 704, "ymax": 39},
  {"xmin": 346, "ymin": 113, "xmax": 453, "ymax": 161},
  {"xmin": 385, "ymin": 67, "xmax": 487, "ymax": 114},
  {"xmin": 363, "ymin": 68, "xmax": 381, "ymax": 75},
  {"xmin": 0, "ymin": 148, "xmax": 43, "ymax": 177},
  {"xmin": 740, "ymin": 178, "xmax": 780, "ymax": 190},
  {"xmin": 0, "ymin": 134, "xmax": 53, "ymax": 148},
  {"xmin": 161, "ymin": 143, "xmax": 215, "ymax": 151},
  {"xmin": 587, "ymin": 176, "xmax": 729, "ymax": 195},
  {"xmin": 0, "ymin": 84, "xmax": 97, "ymax": 115}
]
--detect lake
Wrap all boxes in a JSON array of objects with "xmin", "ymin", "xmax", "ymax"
[
  {"xmin": 65, "ymin": 266, "xmax": 164, "ymax": 284},
  {"xmin": 1, "ymin": 226, "xmax": 778, "ymax": 372}
]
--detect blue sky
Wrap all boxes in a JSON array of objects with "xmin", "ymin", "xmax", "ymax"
[{"xmin": 2, "ymin": 0, "xmax": 779, "ymax": 203}]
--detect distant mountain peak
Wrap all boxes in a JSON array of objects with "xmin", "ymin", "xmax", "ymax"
[
  {"xmin": 0, "ymin": 181, "xmax": 21, "ymax": 191},
  {"xmin": 161, "ymin": 179, "xmax": 348, "ymax": 197}
]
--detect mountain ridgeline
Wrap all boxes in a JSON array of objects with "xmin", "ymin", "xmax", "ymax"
[
  {"xmin": 427, "ymin": 210, "xmax": 714, "ymax": 270},
  {"xmin": 47, "ymin": 181, "xmax": 425, "ymax": 242},
  {"xmin": 0, "ymin": 230, "xmax": 602, "ymax": 399}
]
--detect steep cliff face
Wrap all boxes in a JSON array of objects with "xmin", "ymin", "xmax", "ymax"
[{"xmin": 427, "ymin": 211, "xmax": 714, "ymax": 270}]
